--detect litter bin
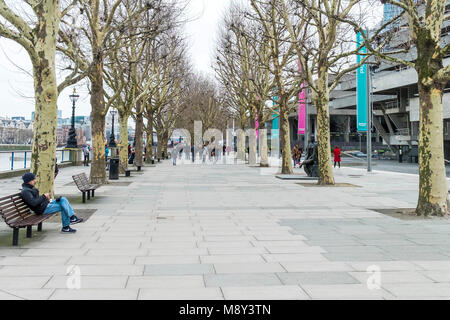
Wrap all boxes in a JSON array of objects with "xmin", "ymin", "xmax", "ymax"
[{"xmin": 109, "ymin": 157, "xmax": 119, "ymax": 180}]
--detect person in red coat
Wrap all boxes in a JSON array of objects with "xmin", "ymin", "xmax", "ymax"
[{"xmin": 333, "ymin": 146, "xmax": 341, "ymax": 168}]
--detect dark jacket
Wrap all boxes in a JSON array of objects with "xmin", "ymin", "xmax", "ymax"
[{"xmin": 20, "ymin": 183, "xmax": 49, "ymax": 215}]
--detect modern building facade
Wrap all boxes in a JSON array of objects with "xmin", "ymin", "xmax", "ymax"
[{"xmin": 284, "ymin": 0, "xmax": 450, "ymax": 160}]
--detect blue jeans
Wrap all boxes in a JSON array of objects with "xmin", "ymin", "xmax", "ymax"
[{"xmin": 43, "ymin": 197, "xmax": 75, "ymax": 228}]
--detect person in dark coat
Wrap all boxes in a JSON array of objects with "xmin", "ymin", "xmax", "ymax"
[
  {"xmin": 20, "ymin": 173, "xmax": 83, "ymax": 233},
  {"xmin": 128, "ymin": 148, "xmax": 136, "ymax": 164},
  {"xmin": 54, "ymin": 159, "xmax": 59, "ymax": 178}
]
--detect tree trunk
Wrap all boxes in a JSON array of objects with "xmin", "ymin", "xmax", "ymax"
[
  {"xmin": 145, "ymin": 112, "xmax": 154, "ymax": 164},
  {"xmin": 416, "ymin": 83, "xmax": 448, "ymax": 216},
  {"xmin": 314, "ymin": 65, "xmax": 335, "ymax": 185},
  {"xmin": 260, "ymin": 128, "xmax": 269, "ymax": 167},
  {"xmin": 119, "ymin": 112, "xmax": 129, "ymax": 174},
  {"xmin": 135, "ymin": 111, "xmax": 144, "ymax": 167},
  {"xmin": 237, "ymin": 129, "xmax": 246, "ymax": 161},
  {"xmin": 30, "ymin": 4, "xmax": 58, "ymax": 195},
  {"xmin": 258, "ymin": 109, "xmax": 269, "ymax": 167},
  {"xmin": 163, "ymin": 136, "xmax": 168, "ymax": 159},
  {"xmin": 145, "ymin": 129, "xmax": 153, "ymax": 164},
  {"xmin": 314, "ymin": 94, "xmax": 335, "ymax": 185},
  {"xmin": 89, "ymin": 58, "xmax": 107, "ymax": 184},
  {"xmin": 280, "ymin": 99, "xmax": 293, "ymax": 174},
  {"xmin": 157, "ymin": 133, "xmax": 163, "ymax": 159}
]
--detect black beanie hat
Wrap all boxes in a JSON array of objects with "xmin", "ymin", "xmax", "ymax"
[{"xmin": 22, "ymin": 172, "xmax": 36, "ymax": 184}]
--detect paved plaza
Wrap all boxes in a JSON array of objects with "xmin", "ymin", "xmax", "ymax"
[{"xmin": 1, "ymin": 160, "xmax": 450, "ymax": 300}]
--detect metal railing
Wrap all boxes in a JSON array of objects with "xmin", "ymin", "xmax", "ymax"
[{"xmin": 0, "ymin": 149, "xmax": 72, "ymax": 172}]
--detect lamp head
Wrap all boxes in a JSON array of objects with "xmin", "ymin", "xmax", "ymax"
[{"xmin": 69, "ymin": 88, "xmax": 80, "ymax": 103}]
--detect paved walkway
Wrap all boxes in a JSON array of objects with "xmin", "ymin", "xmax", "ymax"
[{"xmin": 1, "ymin": 161, "xmax": 450, "ymax": 300}]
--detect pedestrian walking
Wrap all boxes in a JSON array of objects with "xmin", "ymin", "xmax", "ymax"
[
  {"xmin": 333, "ymin": 146, "xmax": 341, "ymax": 168},
  {"xmin": 172, "ymin": 148, "xmax": 177, "ymax": 166},
  {"xmin": 191, "ymin": 145, "xmax": 195, "ymax": 163},
  {"xmin": 295, "ymin": 145, "xmax": 302, "ymax": 167},
  {"xmin": 179, "ymin": 144, "xmax": 184, "ymax": 159},
  {"xmin": 54, "ymin": 159, "xmax": 59, "ymax": 179},
  {"xmin": 291, "ymin": 145, "xmax": 299, "ymax": 168},
  {"xmin": 83, "ymin": 144, "xmax": 91, "ymax": 166},
  {"xmin": 105, "ymin": 144, "xmax": 110, "ymax": 170},
  {"xmin": 202, "ymin": 145, "xmax": 207, "ymax": 163},
  {"xmin": 105, "ymin": 144, "xmax": 109, "ymax": 162},
  {"xmin": 128, "ymin": 148, "xmax": 135, "ymax": 164}
]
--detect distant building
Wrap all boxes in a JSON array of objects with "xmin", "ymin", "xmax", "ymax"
[
  {"xmin": 0, "ymin": 117, "xmax": 33, "ymax": 144},
  {"xmin": 383, "ymin": 3, "xmax": 403, "ymax": 26}
]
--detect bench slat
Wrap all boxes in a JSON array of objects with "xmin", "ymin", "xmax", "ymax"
[{"xmin": 10, "ymin": 213, "xmax": 56, "ymax": 227}]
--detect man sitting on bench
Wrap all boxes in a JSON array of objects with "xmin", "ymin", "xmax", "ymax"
[{"xmin": 20, "ymin": 173, "xmax": 83, "ymax": 233}]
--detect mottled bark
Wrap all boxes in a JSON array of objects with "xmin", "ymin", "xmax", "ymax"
[
  {"xmin": 416, "ymin": 82, "xmax": 448, "ymax": 216},
  {"xmin": 145, "ymin": 112, "xmax": 154, "ymax": 164},
  {"xmin": 157, "ymin": 133, "xmax": 163, "ymax": 159},
  {"xmin": 28, "ymin": 1, "xmax": 59, "ymax": 195},
  {"xmin": 414, "ymin": 6, "xmax": 449, "ymax": 216},
  {"xmin": 89, "ymin": 59, "xmax": 107, "ymax": 184},
  {"xmin": 259, "ymin": 128, "xmax": 269, "ymax": 167},
  {"xmin": 145, "ymin": 130, "xmax": 153, "ymax": 164},
  {"xmin": 314, "ymin": 66, "xmax": 334, "ymax": 185},
  {"xmin": 119, "ymin": 111, "xmax": 129, "ymax": 174},
  {"xmin": 314, "ymin": 96, "xmax": 335, "ymax": 185},
  {"xmin": 162, "ymin": 137, "xmax": 168, "ymax": 158},
  {"xmin": 279, "ymin": 96, "xmax": 293, "ymax": 174},
  {"xmin": 134, "ymin": 110, "xmax": 144, "ymax": 167},
  {"xmin": 237, "ymin": 129, "xmax": 246, "ymax": 161}
]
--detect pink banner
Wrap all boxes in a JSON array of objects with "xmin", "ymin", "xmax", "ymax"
[
  {"xmin": 255, "ymin": 115, "xmax": 259, "ymax": 139},
  {"xmin": 298, "ymin": 61, "xmax": 306, "ymax": 135}
]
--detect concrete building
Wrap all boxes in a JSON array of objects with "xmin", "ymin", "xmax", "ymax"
[{"xmin": 284, "ymin": 0, "xmax": 450, "ymax": 161}]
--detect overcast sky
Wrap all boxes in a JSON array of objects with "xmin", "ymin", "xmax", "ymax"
[
  {"xmin": 0, "ymin": 0, "xmax": 382, "ymax": 121},
  {"xmin": 0, "ymin": 0, "xmax": 231, "ymax": 120}
]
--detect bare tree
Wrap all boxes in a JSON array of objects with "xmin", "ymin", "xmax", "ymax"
[
  {"xmin": 249, "ymin": 0, "xmax": 301, "ymax": 174},
  {"xmin": 58, "ymin": 0, "xmax": 157, "ymax": 184},
  {"xmin": 215, "ymin": 3, "xmax": 275, "ymax": 166},
  {"xmin": 351, "ymin": 0, "xmax": 450, "ymax": 216},
  {"xmin": 0, "ymin": 0, "xmax": 85, "ymax": 194},
  {"xmin": 278, "ymin": 0, "xmax": 381, "ymax": 184}
]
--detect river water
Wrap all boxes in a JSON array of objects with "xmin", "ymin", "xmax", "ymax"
[{"xmin": 0, "ymin": 150, "xmax": 71, "ymax": 172}]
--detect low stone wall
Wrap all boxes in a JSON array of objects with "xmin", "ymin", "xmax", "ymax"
[{"xmin": 0, "ymin": 162, "xmax": 73, "ymax": 179}]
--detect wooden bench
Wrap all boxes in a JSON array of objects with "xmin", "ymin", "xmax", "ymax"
[
  {"xmin": 0, "ymin": 193, "xmax": 57, "ymax": 246},
  {"xmin": 72, "ymin": 173, "xmax": 100, "ymax": 203},
  {"xmin": 120, "ymin": 163, "xmax": 131, "ymax": 177}
]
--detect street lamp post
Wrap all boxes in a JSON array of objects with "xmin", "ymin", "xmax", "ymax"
[
  {"xmin": 66, "ymin": 88, "xmax": 80, "ymax": 149},
  {"xmin": 367, "ymin": 65, "xmax": 373, "ymax": 172},
  {"xmin": 109, "ymin": 109, "xmax": 117, "ymax": 148}
]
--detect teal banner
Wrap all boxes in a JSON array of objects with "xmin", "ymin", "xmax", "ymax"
[
  {"xmin": 356, "ymin": 32, "xmax": 368, "ymax": 132},
  {"xmin": 272, "ymin": 96, "xmax": 279, "ymax": 139}
]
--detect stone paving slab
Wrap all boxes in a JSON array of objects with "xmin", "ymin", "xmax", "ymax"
[
  {"xmin": 277, "ymin": 272, "xmax": 359, "ymax": 285},
  {"xmin": 138, "ymin": 287, "xmax": 224, "ymax": 300},
  {"xmin": 1, "ymin": 163, "xmax": 450, "ymax": 299},
  {"xmin": 302, "ymin": 284, "xmax": 394, "ymax": 299},
  {"xmin": 0, "ymin": 289, "xmax": 55, "ymax": 300},
  {"xmin": 221, "ymin": 285, "xmax": 309, "ymax": 300},
  {"xmin": 49, "ymin": 289, "xmax": 138, "ymax": 300},
  {"xmin": 204, "ymin": 274, "xmax": 282, "ymax": 287},
  {"xmin": 144, "ymin": 263, "xmax": 215, "ymax": 276},
  {"xmin": 44, "ymin": 276, "xmax": 128, "ymax": 289}
]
